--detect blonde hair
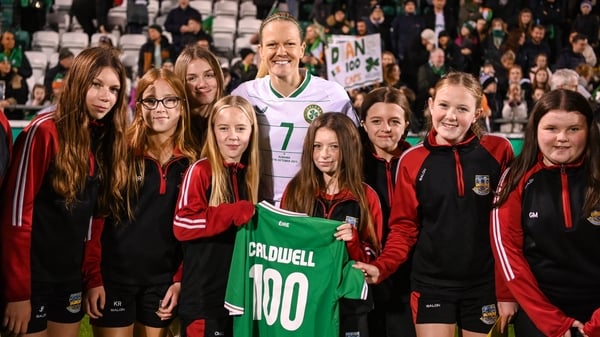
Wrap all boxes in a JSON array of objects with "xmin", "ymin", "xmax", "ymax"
[{"xmin": 202, "ymin": 95, "xmax": 260, "ymax": 206}]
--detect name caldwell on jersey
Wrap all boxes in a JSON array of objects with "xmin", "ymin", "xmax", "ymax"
[{"xmin": 248, "ymin": 242, "xmax": 316, "ymax": 267}]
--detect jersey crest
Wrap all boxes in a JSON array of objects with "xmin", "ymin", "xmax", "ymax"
[
  {"xmin": 303, "ymin": 104, "xmax": 323, "ymax": 123},
  {"xmin": 472, "ymin": 175, "xmax": 491, "ymax": 196}
]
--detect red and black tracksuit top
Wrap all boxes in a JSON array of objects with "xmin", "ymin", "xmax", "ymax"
[
  {"xmin": 83, "ymin": 151, "xmax": 188, "ymax": 290},
  {"xmin": 372, "ymin": 130, "xmax": 513, "ymax": 289},
  {"xmin": 1, "ymin": 112, "xmax": 101, "ymax": 302},
  {"xmin": 492, "ymin": 157, "xmax": 600, "ymax": 337},
  {"xmin": 363, "ymin": 141, "xmax": 412, "ymax": 300},
  {"xmin": 173, "ymin": 159, "xmax": 254, "ymax": 320}
]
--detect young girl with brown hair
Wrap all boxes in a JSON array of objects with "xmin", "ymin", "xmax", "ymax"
[
  {"xmin": 281, "ymin": 112, "xmax": 382, "ymax": 337},
  {"xmin": 1, "ymin": 46, "xmax": 130, "ymax": 337}
]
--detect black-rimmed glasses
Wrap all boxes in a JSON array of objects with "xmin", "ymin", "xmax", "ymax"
[{"xmin": 139, "ymin": 96, "xmax": 182, "ymax": 109}]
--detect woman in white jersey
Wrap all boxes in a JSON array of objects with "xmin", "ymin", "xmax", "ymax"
[{"xmin": 232, "ymin": 11, "xmax": 356, "ymax": 205}]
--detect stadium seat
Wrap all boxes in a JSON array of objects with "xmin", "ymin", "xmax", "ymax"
[
  {"xmin": 107, "ymin": 3, "xmax": 128, "ymax": 32},
  {"xmin": 236, "ymin": 17, "xmax": 261, "ymax": 36},
  {"xmin": 119, "ymin": 34, "xmax": 147, "ymax": 75},
  {"xmin": 162, "ymin": 31, "xmax": 172, "ymax": 43},
  {"xmin": 160, "ymin": 0, "xmax": 177, "ymax": 12},
  {"xmin": 32, "ymin": 31, "xmax": 60, "ymax": 53},
  {"xmin": 53, "ymin": 0, "xmax": 73, "ymax": 12},
  {"xmin": 148, "ymin": 1, "xmax": 159, "ymax": 24},
  {"xmin": 48, "ymin": 52, "xmax": 59, "ymax": 68},
  {"xmin": 189, "ymin": 0, "xmax": 213, "ymax": 18},
  {"xmin": 24, "ymin": 51, "xmax": 48, "ymax": 85},
  {"xmin": 90, "ymin": 33, "xmax": 118, "ymax": 47},
  {"xmin": 60, "ymin": 32, "xmax": 89, "ymax": 56},
  {"xmin": 239, "ymin": 2, "xmax": 257, "ymax": 18},
  {"xmin": 119, "ymin": 34, "xmax": 147, "ymax": 50},
  {"xmin": 218, "ymin": 56, "xmax": 229, "ymax": 68},
  {"xmin": 155, "ymin": 15, "xmax": 167, "ymax": 27},
  {"xmin": 213, "ymin": 32, "xmax": 235, "ymax": 57},
  {"xmin": 234, "ymin": 36, "xmax": 254, "ymax": 55},
  {"xmin": 213, "ymin": 1, "xmax": 238, "ymax": 17},
  {"xmin": 212, "ymin": 16, "xmax": 236, "ymax": 35}
]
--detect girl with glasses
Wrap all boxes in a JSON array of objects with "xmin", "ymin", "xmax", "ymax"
[{"xmin": 83, "ymin": 68, "xmax": 199, "ymax": 337}]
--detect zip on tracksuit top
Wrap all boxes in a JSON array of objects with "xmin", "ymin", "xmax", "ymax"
[
  {"xmin": 492, "ymin": 157, "xmax": 600, "ymax": 337},
  {"xmin": 363, "ymin": 140, "xmax": 411, "ymax": 244},
  {"xmin": 83, "ymin": 151, "xmax": 188, "ymax": 290},
  {"xmin": 363, "ymin": 140, "xmax": 413, "ymax": 297},
  {"xmin": 173, "ymin": 158, "xmax": 254, "ymax": 320},
  {"xmin": 1, "ymin": 112, "xmax": 101, "ymax": 301},
  {"xmin": 372, "ymin": 130, "xmax": 513, "ymax": 287}
]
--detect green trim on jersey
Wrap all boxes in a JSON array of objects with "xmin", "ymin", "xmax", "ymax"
[
  {"xmin": 225, "ymin": 201, "xmax": 368, "ymax": 336},
  {"xmin": 269, "ymin": 71, "xmax": 313, "ymax": 98}
]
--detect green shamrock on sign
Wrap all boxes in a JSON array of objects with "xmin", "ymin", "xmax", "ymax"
[{"xmin": 366, "ymin": 57, "xmax": 379, "ymax": 72}]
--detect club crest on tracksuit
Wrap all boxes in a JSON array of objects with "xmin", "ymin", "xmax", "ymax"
[
  {"xmin": 480, "ymin": 304, "xmax": 497, "ymax": 325},
  {"xmin": 66, "ymin": 292, "xmax": 82, "ymax": 313},
  {"xmin": 472, "ymin": 175, "xmax": 491, "ymax": 196},
  {"xmin": 587, "ymin": 210, "xmax": 600, "ymax": 226}
]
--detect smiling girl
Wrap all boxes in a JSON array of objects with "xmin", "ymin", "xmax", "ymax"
[
  {"xmin": 491, "ymin": 89, "xmax": 600, "ymax": 337},
  {"xmin": 281, "ymin": 112, "xmax": 382, "ymax": 337},
  {"xmin": 0, "ymin": 47, "xmax": 130, "ymax": 337},
  {"xmin": 83, "ymin": 68, "xmax": 199, "ymax": 337},
  {"xmin": 359, "ymin": 87, "xmax": 414, "ymax": 337},
  {"xmin": 173, "ymin": 95, "xmax": 259, "ymax": 337},
  {"xmin": 356, "ymin": 72, "xmax": 514, "ymax": 337},
  {"xmin": 175, "ymin": 45, "xmax": 225, "ymax": 147}
]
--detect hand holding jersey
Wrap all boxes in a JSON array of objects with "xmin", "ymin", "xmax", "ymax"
[{"xmin": 224, "ymin": 201, "xmax": 368, "ymax": 336}]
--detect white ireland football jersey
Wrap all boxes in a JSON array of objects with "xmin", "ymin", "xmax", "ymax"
[
  {"xmin": 224, "ymin": 201, "xmax": 368, "ymax": 337},
  {"xmin": 232, "ymin": 72, "xmax": 356, "ymax": 205}
]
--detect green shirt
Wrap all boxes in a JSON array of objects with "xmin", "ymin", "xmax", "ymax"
[{"xmin": 225, "ymin": 201, "xmax": 368, "ymax": 336}]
